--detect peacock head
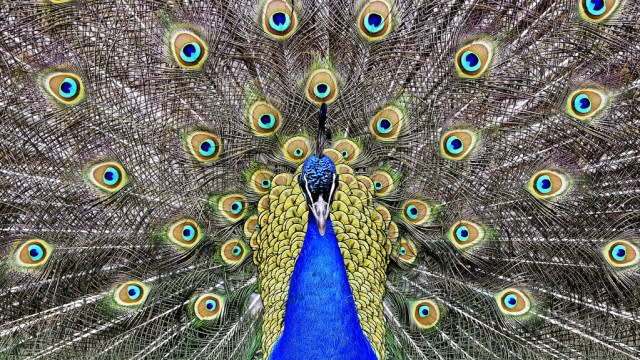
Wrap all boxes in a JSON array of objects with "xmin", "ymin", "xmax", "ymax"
[{"xmin": 299, "ymin": 103, "xmax": 339, "ymax": 235}]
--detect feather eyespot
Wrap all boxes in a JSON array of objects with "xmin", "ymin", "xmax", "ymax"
[
  {"xmin": 86, "ymin": 161, "xmax": 129, "ymax": 194},
  {"xmin": 283, "ymin": 137, "xmax": 311, "ymax": 163},
  {"xmin": 369, "ymin": 106, "xmax": 403, "ymax": 141},
  {"xmin": 603, "ymin": 240, "xmax": 639, "ymax": 269},
  {"xmin": 192, "ymin": 293, "xmax": 225, "ymax": 321},
  {"xmin": 216, "ymin": 194, "xmax": 248, "ymax": 222},
  {"xmin": 579, "ymin": 0, "xmax": 622, "ymax": 22},
  {"xmin": 167, "ymin": 219, "xmax": 203, "ymax": 248},
  {"xmin": 528, "ymin": 170, "xmax": 569, "ymax": 199},
  {"xmin": 13, "ymin": 239, "xmax": 52, "ymax": 268},
  {"xmin": 249, "ymin": 101, "xmax": 282, "ymax": 136},
  {"xmin": 43, "ymin": 71, "xmax": 85, "ymax": 105},
  {"xmin": 448, "ymin": 221, "xmax": 484, "ymax": 250},
  {"xmin": 220, "ymin": 239, "xmax": 250, "ymax": 266},
  {"xmin": 357, "ymin": 0, "xmax": 393, "ymax": 41},
  {"xmin": 305, "ymin": 69, "xmax": 339, "ymax": 105},
  {"xmin": 401, "ymin": 200, "xmax": 431, "ymax": 226},
  {"xmin": 114, "ymin": 281, "xmax": 149, "ymax": 307},
  {"xmin": 410, "ymin": 299, "xmax": 441, "ymax": 330},
  {"xmin": 370, "ymin": 170, "xmax": 395, "ymax": 197},
  {"xmin": 186, "ymin": 131, "xmax": 222, "ymax": 163},
  {"xmin": 261, "ymin": 0, "xmax": 298, "ymax": 40},
  {"xmin": 332, "ymin": 139, "xmax": 361, "ymax": 163},
  {"xmin": 170, "ymin": 30, "xmax": 208, "ymax": 70},
  {"xmin": 250, "ymin": 170, "xmax": 275, "ymax": 194},
  {"xmin": 395, "ymin": 238, "xmax": 418, "ymax": 265},
  {"xmin": 440, "ymin": 129, "xmax": 477, "ymax": 160},
  {"xmin": 455, "ymin": 40, "xmax": 494, "ymax": 78},
  {"xmin": 566, "ymin": 88, "xmax": 608, "ymax": 121},
  {"xmin": 495, "ymin": 288, "xmax": 531, "ymax": 317}
]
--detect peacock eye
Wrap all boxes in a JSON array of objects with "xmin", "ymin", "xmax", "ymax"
[
  {"xmin": 14, "ymin": 239, "xmax": 52, "ymax": 268},
  {"xmin": 283, "ymin": 136, "xmax": 310, "ymax": 163},
  {"xmin": 440, "ymin": 129, "xmax": 477, "ymax": 160},
  {"xmin": 249, "ymin": 101, "xmax": 283, "ymax": 136},
  {"xmin": 114, "ymin": 281, "xmax": 149, "ymax": 307},
  {"xmin": 167, "ymin": 219, "xmax": 203, "ymax": 248},
  {"xmin": 603, "ymin": 240, "xmax": 639, "ymax": 269},
  {"xmin": 250, "ymin": 170, "xmax": 275, "ymax": 194},
  {"xmin": 43, "ymin": 71, "xmax": 85, "ymax": 105},
  {"xmin": 332, "ymin": 139, "xmax": 361, "ymax": 163},
  {"xmin": 395, "ymin": 238, "xmax": 418, "ymax": 265},
  {"xmin": 261, "ymin": 0, "xmax": 298, "ymax": 40},
  {"xmin": 566, "ymin": 88, "xmax": 607, "ymax": 121},
  {"xmin": 455, "ymin": 40, "xmax": 494, "ymax": 78},
  {"xmin": 192, "ymin": 293, "xmax": 225, "ymax": 321},
  {"xmin": 410, "ymin": 299, "xmax": 440, "ymax": 330},
  {"xmin": 448, "ymin": 221, "xmax": 484, "ymax": 250},
  {"xmin": 370, "ymin": 170, "xmax": 395, "ymax": 197},
  {"xmin": 528, "ymin": 170, "xmax": 569, "ymax": 199},
  {"xmin": 170, "ymin": 30, "xmax": 208, "ymax": 69},
  {"xmin": 86, "ymin": 161, "xmax": 129, "ymax": 194},
  {"xmin": 186, "ymin": 131, "xmax": 222, "ymax": 163},
  {"xmin": 216, "ymin": 194, "xmax": 248, "ymax": 222},
  {"xmin": 305, "ymin": 69, "xmax": 339, "ymax": 105},
  {"xmin": 495, "ymin": 288, "xmax": 531, "ymax": 316},
  {"xmin": 579, "ymin": 0, "xmax": 622, "ymax": 22},
  {"xmin": 357, "ymin": 0, "xmax": 393, "ymax": 41},
  {"xmin": 220, "ymin": 239, "xmax": 250, "ymax": 266},
  {"xmin": 401, "ymin": 200, "xmax": 431, "ymax": 226},
  {"xmin": 369, "ymin": 105, "xmax": 404, "ymax": 141}
]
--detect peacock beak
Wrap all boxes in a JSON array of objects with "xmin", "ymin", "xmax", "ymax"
[{"xmin": 310, "ymin": 195, "xmax": 330, "ymax": 236}]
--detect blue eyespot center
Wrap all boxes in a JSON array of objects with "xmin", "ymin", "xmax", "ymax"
[
  {"xmin": 182, "ymin": 225, "xmax": 196, "ymax": 241},
  {"xmin": 261, "ymin": 179, "xmax": 271, "ymax": 189},
  {"xmin": 232, "ymin": 245, "xmax": 242, "ymax": 256},
  {"xmin": 313, "ymin": 83, "xmax": 330, "ymax": 99},
  {"xmin": 504, "ymin": 294, "xmax": 517, "ymax": 309},
  {"xmin": 574, "ymin": 94, "xmax": 592, "ymax": 114},
  {"xmin": 418, "ymin": 304, "xmax": 430, "ymax": 318},
  {"xmin": 231, "ymin": 201, "xmax": 243, "ymax": 215},
  {"xmin": 27, "ymin": 244, "xmax": 44, "ymax": 261},
  {"xmin": 269, "ymin": 12, "xmax": 291, "ymax": 32},
  {"xmin": 445, "ymin": 136, "xmax": 464, "ymax": 155},
  {"xmin": 364, "ymin": 12, "xmax": 385, "ymax": 34},
  {"xmin": 259, "ymin": 113, "xmax": 276, "ymax": 129},
  {"xmin": 455, "ymin": 226, "xmax": 470, "ymax": 241},
  {"xmin": 461, "ymin": 51, "xmax": 481, "ymax": 72},
  {"xmin": 406, "ymin": 205, "xmax": 419, "ymax": 220},
  {"xmin": 180, "ymin": 42, "xmax": 202, "ymax": 64},
  {"xmin": 103, "ymin": 167, "xmax": 120, "ymax": 186},
  {"xmin": 199, "ymin": 139, "xmax": 216, "ymax": 157},
  {"xmin": 205, "ymin": 299, "xmax": 217, "ymax": 311},
  {"xmin": 342, "ymin": 151, "xmax": 349, "ymax": 159},
  {"xmin": 376, "ymin": 118, "xmax": 393, "ymax": 134},
  {"xmin": 374, "ymin": 181, "xmax": 383, "ymax": 190},
  {"xmin": 612, "ymin": 244, "xmax": 627, "ymax": 261},
  {"xmin": 535, "ymin": 175, "xmax": 552, "ymax": 194},
  {"xmin": 293, "ymin": 148, "xmax": 304, "ymax": 157},
  {"xmin": 586, "ymin": 0, "xmax": 606, "ymax": 15},
  {"xmin": 59, "ymin": 78, "xmax": 78, "ymax": 99},
  {"xmin": 398, "ymin": 246, "xmax": 407, "ymax": 256},
  {"xmin": 127, "ymin": 285, "xmax": 141, "ymax": 300}
]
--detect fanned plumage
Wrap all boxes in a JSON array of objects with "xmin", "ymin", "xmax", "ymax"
[{"xmin": 1, "ymin": 0, "xmax": 640, "ymax": 359}]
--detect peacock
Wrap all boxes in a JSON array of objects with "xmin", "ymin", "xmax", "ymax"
[{"xmin": 1, "ymin": 0, "xmax": 640, "ymax": 358}]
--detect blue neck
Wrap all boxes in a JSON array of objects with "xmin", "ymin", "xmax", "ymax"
[{"xmin": 269, "ymin": 217, "xmax": 377, "ymax": 360}]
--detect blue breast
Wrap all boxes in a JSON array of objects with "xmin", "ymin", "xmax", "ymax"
[{"xmin": 269, "ymin": 218, "xmax": 378, "ymax": 360}]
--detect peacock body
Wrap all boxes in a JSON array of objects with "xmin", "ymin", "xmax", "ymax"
[{"xmin": 1, "ymin": 0, "xmax": 640, "ymax": 359}]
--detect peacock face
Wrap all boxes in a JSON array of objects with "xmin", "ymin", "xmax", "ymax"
[{"xmin": 299, "ymin": 155, "xmax": 339, "ymax": 235}]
